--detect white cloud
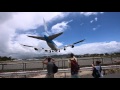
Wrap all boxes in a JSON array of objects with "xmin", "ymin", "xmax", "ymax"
[
  {"xmin": 0, "ymin": 12, "xmax": 68, "ymax": 58},
  {"xmin": 90, "ymin": 17, "xmax": 98, "ymax": 24},
  {"xmin": 90, "ymin": 20, "xmax": 94, "ymax": 23},
  {"xmin": 80, "ymin": 12, "xmax": 104, "ymax": 16},
  {"xmin": 80, "ymin": 23, "xmax": 84, "ymax": 26},
  {"xmin": 51, "ymin": 20, "xmax": 73, "ymax": 34},
  {"xmin": 93, "ymin": 28, "xmax": 96, "ymax": 31},
  {"xmin": 100, "ymin": 12, "xmax": 104, "ymax": 14},
  {"xmin": 95, "ymin": 17, "xmax": 98, "ymax": 21},
  {"xmin": 58, "ymin": 41, "xmax": 120, "ymax": 55},
  {"xmin": 53, "ymin": 40, "xmax": 63, "ymax": 47},
  {"xmin": 93, "ymin": 25, "xmax": 101, "ymax": 31},
  {"xmin": 6, "ymin": 12, "xmax": 65, "ymax": 31}
]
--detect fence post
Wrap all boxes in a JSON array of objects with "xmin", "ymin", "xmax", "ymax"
[
  {"xmin": 64, "ymin": 70, "xmax": 66, "ymax": 78},
  {"xmin": 64, "ymin": 60, "xmax": 65, "ymax": 69},
  {"xmin": 93, "ymin": 57, "xmax": 94, "ymax": 64},
  {"xmin": 25, "ymin": 63, "xmax": 26, "ymax": 71},
  {"xmin": 43, "ymin": 63, "xmax": 44, "ymax": 70},
  {"xmin": 111, "ymin": 55, "xmax": 113, "ymax": 64},
  {"xmin": 103, "ymin": 69, "xmax": 106, "ymax": 75},
  {"xmin": 58, "ymin": 61, "xmax": 59, "ymax": 68},
  {"xmin": 2, "ymin": 64, "xmax": 4, "ymax": 71},
  {"xmin": 23, "ymin": 63, "xmax": 24, "ymax": 71},
  {"xmin": 101, "ymin": 57, "xmax": 104, "ymax": 64},
  {"xmin": 62, "ymin": 60, "xmax": 63, "ymax": 69}
]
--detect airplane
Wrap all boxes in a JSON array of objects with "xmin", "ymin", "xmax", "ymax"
[{"xmin": 21, "ymin": 18, "xmax": 85, "ymax": 53}]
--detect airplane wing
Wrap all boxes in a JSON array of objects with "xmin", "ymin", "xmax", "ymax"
[
  {"xmin": 21, "ymin": 44, "xmax": 34, "ymax": 47},
  {"xmin": 73, "ymin": 39, "xmax": 85, "ymax": 45},
  {"xmin": 20, "ymin": 39, "xmax": 85, "ymax": 53},
  {"xmin": 59, "ymin": 39, "xmax": 85, "ymax": 50},
  {"xmin": 66, "ymin": 39, "xmax": 85, "ymax": 47},
  {"xmin": 48, "ymin": 32, "xmax": 63, "ymax": 40},
  {"xmin": 21, "ymin": 44, "xmax": 44, "ymax": 51},
  {"xmin": 27, "ymin": 35, "xmax": 45, "ymax": 41},
  {"xmin": 21, "ymin": 44, "xmax": 53, "ymax": 52}
]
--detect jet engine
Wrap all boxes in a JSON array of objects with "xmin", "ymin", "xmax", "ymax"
[
  {"xmin": 64, "ymin": 48, "xmax": 66, "ymax": 50},
  {"xmin": 71, "ymin": 45, "xmax": 74, "ymax": 48},
  {"xmin": 45, "ymin": 50, "xmax": 48, "ymax": 52},
  {"xmin": 34, "ymin": 48, "xmax": 38, "ymax": 51}
]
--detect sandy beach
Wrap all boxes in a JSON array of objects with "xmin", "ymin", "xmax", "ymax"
[
  {"xmin": 31, "ymin": 66, "xmax": 120, "ymax": 78},
  {"xmin": 31, "ymin": 70, "xmax": 92, "ymax": 78}
]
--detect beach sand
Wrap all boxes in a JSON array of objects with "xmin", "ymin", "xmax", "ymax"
[
  {"xmin": 31, "ymin": 68, "xmax": 120, "ymax": 78},
  {"xmin": 31, "ymin": 70, "xmax": 92, "ymax": 78}
]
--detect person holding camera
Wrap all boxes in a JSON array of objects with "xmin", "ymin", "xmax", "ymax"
[
  {"xmin": 92, "ymin": 61, "xmax": 103, "ymax": 78},
  {"xmin": 42, "ymin": 57, "xmax": 55, "ymax": 78}
]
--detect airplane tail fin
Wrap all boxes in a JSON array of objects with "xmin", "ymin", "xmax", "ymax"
[
  {"xmin": 43, "ymin": 18, "xmax": 63, "ymax": 40},
  {"xmin": 43, "ymin": 18, "xmax": 50, "ymax": 36}
]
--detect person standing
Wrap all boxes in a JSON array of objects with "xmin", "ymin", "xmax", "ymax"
[
  {"xmin": 68, "ymin": 53, "xmax": 79, "ymax": 78},
  {"xmin": 42, "ymin": 57, "xmax": 55, "ymax": 78},
  {"xmin": 92, "ymin": 61, "xmax": 103, "ymax": 78}
]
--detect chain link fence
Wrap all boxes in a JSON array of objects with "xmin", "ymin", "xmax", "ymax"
[{"xmin": 0, "ymin": 56, "xmax": 120, "ymax": 72}]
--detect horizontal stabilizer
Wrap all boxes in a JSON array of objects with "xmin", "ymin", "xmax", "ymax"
[
  {"xmin": 48, "ymin": 32, "xmax": 63, "ymax": 40},
  {"xmin": 21, "ymin": 44, "xmax": 34, "ymax": 47},
  {"xmin": 27, "ymin": 35, "xmax": 45, "ymax": 41}
]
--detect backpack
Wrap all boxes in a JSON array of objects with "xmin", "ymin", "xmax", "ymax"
[
  {"xmin": 71, "ymin": 59, "xmax": 80, "ymax": 72},
  {"xmin": 92, "ymin": 66, "xmax": 102, "ymax": 78},
  {"xmin": 53, "ymin": 63, "xmax": 58, "ymax": 73}
]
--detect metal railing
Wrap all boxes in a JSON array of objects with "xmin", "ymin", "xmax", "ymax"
[
  {"xmin": 0, "ymin": 56, "xmax": 120, "ymax": 72},
  {"xmin": 0, "ymin": 65, "xmax": 120, "ymax": 78}
]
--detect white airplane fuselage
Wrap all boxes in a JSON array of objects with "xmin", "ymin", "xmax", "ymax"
[
  {"xmin": 47, "ymin": 42, "xmax": 58, "ymax": 51},
  {"xmin": 44, "ymin": 35, "xmax": 58, "ymax": 51}
]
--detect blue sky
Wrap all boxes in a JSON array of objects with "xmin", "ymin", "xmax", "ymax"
[
  {"xmin": 33, "ymin": 12, "xmax": 120, "ymax": 44},
  {"xmin": 0, "ymin": 12, "xmax": 120, "ymax": 59}
]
